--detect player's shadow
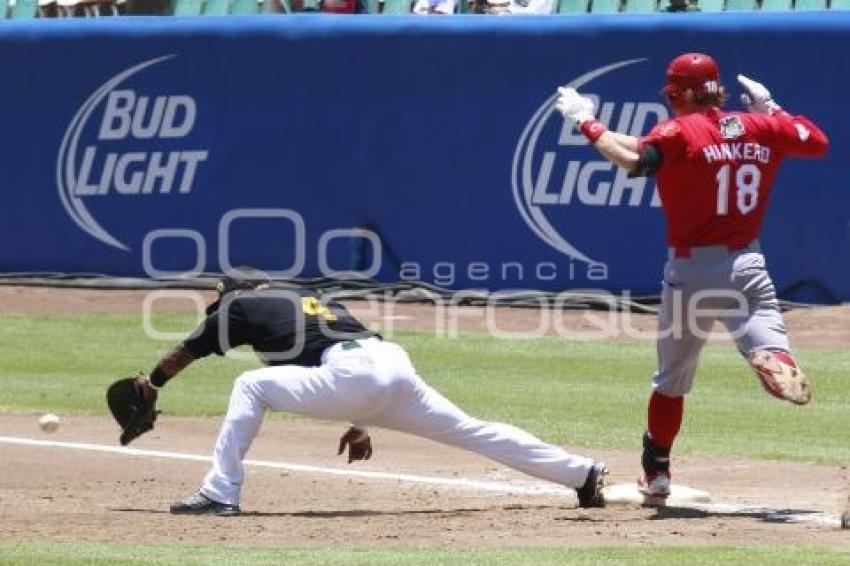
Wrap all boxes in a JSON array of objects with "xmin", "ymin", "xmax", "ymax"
[
  {"xmin": 647, "ymin": 504, "xmax": 824, "ymax": 524},
  {"xmin": 110, "ymin": 506, "xmax": 538, "ymax": 519},
  {"xmin": 234, "ymin": 502, "xmax": 566, "ymax": 518},
  {"xmin": 111, "ymin": 508, "xmax": 172, "ymax": 514},
  {"xmin": 242, "ymin": 507, "xmax": 491, "ymax": 518}
]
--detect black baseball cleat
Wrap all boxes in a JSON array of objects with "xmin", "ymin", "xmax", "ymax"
[
  {"xmin": 576, "ymin": 462, "xmax": 608, "ymax": 508},
  {"xmin": 842, "ymin": 495, "xmax": 850, "ymax": 530},
  {"xmin": 169, "ymin": 492, "xmax": 240, "ymax": 516}
]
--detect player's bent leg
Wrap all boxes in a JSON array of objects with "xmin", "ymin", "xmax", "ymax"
[
  {"xmin": 231, "ymin": 362, "xmax": 382, "ymax": 423},
  {"xmin": 173, "ymin": 371, "xmax": 269, "ymax": 515},
  {"xmin": 372, "ymin": 378, "xmax": 606, "ymax": 507},
  {"xmin": 195, "ymin": 371, "xmax": 269, "ymax": 509},
  {"xmin": 723, "ymin": 261, "xmax": 810, "ymax": 405},
  {"xmin": 175, "ymin": 348, "xmax": 409, "ymax": 515},
  {"xmin": 748, "ymin": 349, "xmax": 811, "ymax": 405},
  {"xmin": 194, "ymin": 362, "xmax": 359, "ymax": 511}
]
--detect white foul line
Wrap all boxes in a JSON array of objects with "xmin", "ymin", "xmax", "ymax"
[
  {"xmin": 0, "ymin": 435, "xmax": 841, "ymax": 527},
  {"xmin": 0, "ymin": 435, "xmax": 569, "ymax": 496}
]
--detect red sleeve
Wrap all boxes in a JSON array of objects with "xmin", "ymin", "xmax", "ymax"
[
  {"xmin": 639, "ymin": 119, "xmax": 685, "ymax": 164},
  {"xmin": 767, "ymin": 111, "xmax": 829, "ymax": 158}
]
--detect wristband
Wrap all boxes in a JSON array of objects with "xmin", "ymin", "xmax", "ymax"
[
  {"xmin": 580, "ymin": 119, "xmax": 607, "ymax": 143},
  {"xmin": 149, "ymin": 366, "xmax": 170, "ymax": 389}
]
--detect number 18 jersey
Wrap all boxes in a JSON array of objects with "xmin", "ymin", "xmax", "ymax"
[{"xmin": 639, "ymin": 107, "xmax": 828, "ymax": 249}]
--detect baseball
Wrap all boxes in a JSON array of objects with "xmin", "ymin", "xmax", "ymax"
[{"xmin": 38, "ymin": 413, "xmax": 60, "ymax": 433}]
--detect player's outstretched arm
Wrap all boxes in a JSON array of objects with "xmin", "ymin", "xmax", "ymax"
[
  {"xmin": 770, "ymin": 112, "xmax": 829, "ymax": 158},
  {"xmin": 141, "ymin": 300, "xmax": 251, "ymax": 396},
  {"xmin": 737, "ymin": 74, "xmax": 829, "ymax": 158},
  {"xmin": 140, "ymin": 344, "xmax": 197, "ymax": 396},
  {"xmin": 603, "ymin": 131, "xmax": 640, "ymax": 153},
  {"xmin": 593, "ymin": 131, "xmax": 641, "ymax": 170},
  {"xmin": 555, "ymin": 87, "xmax": 640, "ymax": 170}
]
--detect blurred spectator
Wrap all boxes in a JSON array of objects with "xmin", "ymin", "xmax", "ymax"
[
  {"xmin": 322, "ymin": 0, "xmax": 357, "ymax": 10},
  {"xmin": 479, "ymin": 0, "xmax": 508, "ymax": 12},
  {"xmin": 413, "ymin": 0, "xmax": 456, "ymax": 12},
  {"xmin": 295, "ymin": 0, "xmax": 319, "ymax": 10},
  {"xmin": 124, "ymin": 0, "xmax": 170, "ymax": 12},
  {"xmin": 262, "ymin": 0, "xmax": 286, "ymax": 11},
  {"xmin": 474, "ymin": 0, "xmax": 553, "ymax": 13},
  {"xmin": 85, "ymin": 0, "xmax": 121, "ymax": 14},
  {"xmin": 56, "ymin": 0, "xmax": 82, "ymax": 15},
  {"xmin": 663, "ymin": 0, "xmax": 700, "ymax": 10},
  {"xmin": 508, "ymin": 0, "xmax": 554, "ymax": 13},
  {"xmin": 38, "ymin": 0, "xmax": 59, "ymax": 17}
]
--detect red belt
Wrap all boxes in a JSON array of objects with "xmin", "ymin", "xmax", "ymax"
[{"xmin": 672, "ymin": 242, "xmax": 752, "ymax": 258}]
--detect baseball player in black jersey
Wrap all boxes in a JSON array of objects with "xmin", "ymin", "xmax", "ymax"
[{"xmin": 127, "ymin": 268, "xmax": 606, "ymax": 515}]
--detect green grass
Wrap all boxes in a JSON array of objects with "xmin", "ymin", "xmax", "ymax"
[
  {"xmin": 0, "ymin": 542, "xmax": 848, "ymax": 566},
  {"xmin": 0, "ymin": 312, "xmax": 263, "ymax": 417},
  {"xmin": 1, "ymin": 312, "xmax": 849, "ymax": 464}
]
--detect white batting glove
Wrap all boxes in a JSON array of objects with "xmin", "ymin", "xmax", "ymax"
[
  {"xmin": 555, "ymin": 87, "xmax": 595, "ymax": 126},
  {"xmin": 737, "ymin": 74, "xmax": 781, "ymax": 115}
]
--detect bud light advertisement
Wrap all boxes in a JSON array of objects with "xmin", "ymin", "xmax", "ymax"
[{"xmin": 0, "ymin": 15, "xmax": 846, "ymax": 301}]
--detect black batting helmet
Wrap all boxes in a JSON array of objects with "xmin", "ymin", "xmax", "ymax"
[
  {"xmin": 206, "ymin": 266, "xmax": 271, "ymax": 315},
  {"xmin": 215, "ymin": 266, "xmax": 271, "ymax": 297}
]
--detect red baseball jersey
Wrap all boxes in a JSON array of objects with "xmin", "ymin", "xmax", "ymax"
[{"xmin": 639, "ymin": 107, "xmax": 829, "ymax": 249}]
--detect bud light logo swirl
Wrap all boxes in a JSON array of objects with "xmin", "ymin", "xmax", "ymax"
[
  {"xmin": 512, "ymin": 59, "xmax": 668, "ymax": 265},
  {"xmin": 57, "ymin": 56, "xmax": 208, "ymax": 251}
]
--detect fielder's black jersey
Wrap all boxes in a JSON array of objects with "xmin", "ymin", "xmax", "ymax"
[{"xmin": 183, "ymin": 288, "xmax": 376, "ymax": 367}]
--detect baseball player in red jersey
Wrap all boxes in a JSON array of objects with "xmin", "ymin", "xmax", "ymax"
[{"xmin": 555, "ymin": 53, "xmax": 829, "ymax": 499}]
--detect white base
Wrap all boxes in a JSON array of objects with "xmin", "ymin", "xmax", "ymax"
[{"xmin": 603, "ymin": 482, "xmax": 711, "ymax": 506}]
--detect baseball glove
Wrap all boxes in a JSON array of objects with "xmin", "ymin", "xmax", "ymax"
[{"xmin": 107, "ymin": 377, "xmax": 159, "ymax": 445}]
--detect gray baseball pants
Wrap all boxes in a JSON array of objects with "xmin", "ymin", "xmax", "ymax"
[{"xmin": 653, "ymin": 241, "xmax": 790, "ymax": 397}]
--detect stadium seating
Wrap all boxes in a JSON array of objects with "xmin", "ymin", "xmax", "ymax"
[
  {"xmin": 793, "ymin": 0, "xmax": 826, "ymax": 8},
  {"xmin": 202, "ymin": 0, "xmax": 229, "ymax": 13},
  {"xmin": 760, "ymin": 0, "xmax": 792, "ymax": 9},
  {"xmin": 557, "ymin": 0, "xmax": 589, "ymax": 12},
  {"xmin": 725, "ymin": 0, "xmax": 756, "ymax": 9},
  {"xmin": 381, "ymin": 0, "xmax": 410, "ymax": 11},
  {"xmin": 1, "ymin": 0, "xmax": 840, "ymax": 20},
  {"xmin": 695, "ymin": 0, "xmax": 723, "ymax": 10},
  {"xmin": 231, "ymin": 0, "xmax": 259, "ymax": 11},
  {"xmin": 589, "ymin": 0, "xmax": 619, "ymax": 11},
  {"xmin": 624, "ymin": 0, "xmax": 656, "ymax": 11},
  {"xmin": 8, "ymin": 0, "xmax": 39, "ymax": 17},
  {"xmin": 172, "ymin": 0, "xmax": 202, "ymax": 13}
]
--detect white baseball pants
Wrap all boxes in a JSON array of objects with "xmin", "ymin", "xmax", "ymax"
[{"xmin": 200, "ymin": 337, "xmax": 594, "ymax": 505}]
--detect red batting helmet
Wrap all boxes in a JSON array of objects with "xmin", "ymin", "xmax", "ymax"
[{"xmin": 663, "ymin": 53, "xmax": 721, "ymax": 101}]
